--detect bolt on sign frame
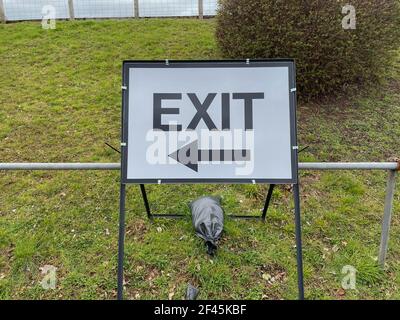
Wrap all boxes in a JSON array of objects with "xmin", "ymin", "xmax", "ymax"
[{"xmin": 118, "ymin": 60, "xmax": 304, "ymax": 300}]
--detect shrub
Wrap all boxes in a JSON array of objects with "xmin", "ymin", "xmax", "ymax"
[{"xmin": 216, "ymin": 0, "xmax": 400, "ymax": 99}]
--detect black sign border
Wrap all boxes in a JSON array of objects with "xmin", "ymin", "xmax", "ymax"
[{"xmin": 121, "ymin": 60, "xmax": 298, "ymax": 185}]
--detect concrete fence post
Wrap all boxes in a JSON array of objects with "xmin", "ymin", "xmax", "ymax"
[
  {"xmin": 0, "ymin": 0, "xmax": 6, "ymax": 23},
  {"xmin": 134, "ymin": 0, "xmax": 139, "ymax": 18},
  {"xmin": 198, "ymin": 0, "xmax": 204, "ymax": 19},
  {"xmin": 378, "ymin": 170, "xmax": 397, "ymax": 268},
  {"xmin": 68, "ymin": 0, "xmax": 75, "ymax": 20}
]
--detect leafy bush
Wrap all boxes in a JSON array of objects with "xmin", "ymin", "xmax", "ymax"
[{"xmin": 216, "ymin": 0, "xmax": 400, "ymax": 99}]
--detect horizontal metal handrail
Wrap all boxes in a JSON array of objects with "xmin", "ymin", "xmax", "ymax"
[
  {"xmin": 0, "ymin": 161, "xmax": 397, "ymax": 268},
  {"xmin": 0, "ymin": 163, "xmax": 121, "ymax": 170},
  {"xmin": 299, "ymin": 162, "xmax": 398, "ymax": 171},
  {"xmin": 0, "ymin": 162, "xmax": 398, "ymax": 171}
]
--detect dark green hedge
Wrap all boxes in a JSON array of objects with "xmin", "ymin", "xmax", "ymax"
[{"xmin": 216, "ymin": 0, "xmax": 400, "ymax": 99}]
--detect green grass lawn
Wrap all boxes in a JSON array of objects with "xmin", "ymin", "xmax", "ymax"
[{"xmin": 0, "ymin": 18, "xmax": 399, "ymax": 300}]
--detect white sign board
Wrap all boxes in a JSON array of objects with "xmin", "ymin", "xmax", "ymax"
[{"xmin": 122, "ymin": 60, "xmax": 298, "ymax": 184}]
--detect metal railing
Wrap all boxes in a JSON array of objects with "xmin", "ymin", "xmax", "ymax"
[
  {"xmin": 0, "ymin": 161, "xmax": 398, "ymax": 267},
  {"xmin": 0, "ymin": 0, "xmax": 217, "ymax": 22}
]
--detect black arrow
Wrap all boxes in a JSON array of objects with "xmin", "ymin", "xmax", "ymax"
[{"xmin": 168, "ymin": 140, "xmax": 251, "ymax": 172}]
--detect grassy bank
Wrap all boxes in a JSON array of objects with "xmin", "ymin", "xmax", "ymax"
[{"xmin": 0, "ymin": 18, "xmax": 399, "ymax": 300}]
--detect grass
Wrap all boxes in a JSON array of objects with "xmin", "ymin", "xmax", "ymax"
[{"xmin": 0, "ymin": 18, "xmax": 400, "ymax": 300}]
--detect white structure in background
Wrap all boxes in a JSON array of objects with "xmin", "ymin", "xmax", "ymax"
[{"xmin": 1, "ymin": 0, "xmax": 218, "ymax": 21}]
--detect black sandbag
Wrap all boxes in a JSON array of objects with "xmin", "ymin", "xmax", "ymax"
[{"xmin": 189, "ymin": 196, "xmax": 224, "ymax": 256}]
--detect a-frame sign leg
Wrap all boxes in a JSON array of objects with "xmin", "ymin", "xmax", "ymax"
[
  {"xmin": 261, "ymin": 184, "xmax": 275, "ymax": 221},
  {"xmin": 293, "ymin": 183, "xmax": 305, "ymax": 300},
  {"xmin": 117, "ymin": 183, "xmax": 127, "ymax": 300},
  {"xmin": 140, "ymin": 184, "xmax": 152, "ymax": 219}
]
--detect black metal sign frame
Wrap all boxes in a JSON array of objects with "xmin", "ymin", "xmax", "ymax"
[
  {"xmin": 121, "ymin": 60, "xmax": 298, "ymax": 184},
  {"xmin": 117, "ymin": 59, "xmax": 304, "ymax": 300}
]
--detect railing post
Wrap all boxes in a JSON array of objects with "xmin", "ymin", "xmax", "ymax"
[
  {"xmin": 0, "ymin": 0, "xmax": 6, "ymax": 23},
  {"xmin": 134, "ymin": 0, "xmax": 139, "ymax": 18},
  {"xmin": 378, "ymin": 170, "xmax": 397, "ymax": 268},
  {"xmin": 68, "ymin": 0, "xmax": 75, "ymax": 20},
  {"xmin": 198, "ymin": 0, "xmax": 204, "ymax": 19}
]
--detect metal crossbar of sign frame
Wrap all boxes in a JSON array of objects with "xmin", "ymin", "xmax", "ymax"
[{"xmin": 118, "ymin": 60, "xmax": 304, "ymax": 300}]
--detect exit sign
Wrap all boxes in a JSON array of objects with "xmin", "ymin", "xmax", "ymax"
[{"xmin": 121, "ymin": 60, "xmax": 298, "ymax": 184}]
